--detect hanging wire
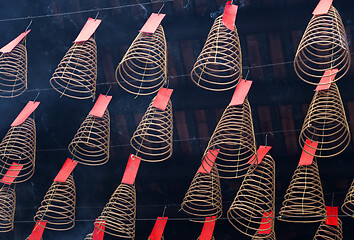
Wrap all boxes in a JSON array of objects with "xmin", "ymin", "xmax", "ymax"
[
  {"xmin": 24, "ymin": 19, "xmax": 33, "ymax": 31},
  {"xmin": 264, "ymin": 131, "xmax": 274, "ymax": 147}
]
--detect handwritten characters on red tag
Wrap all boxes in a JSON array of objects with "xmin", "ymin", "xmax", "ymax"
[
  {"xmin": 90, "ymin": 94, "xmax": 112, "ymax": 118},
  {"xmin": 54, "ymin": 158, "xmax": 78, "ymax": 182},
  {"xmin": 121, "ymin": 154, "xmax": 141, "ymax": 185},
  {"xmin": 199, "ymin": 149, "xmax": 219, "ymax": 174},
  {"xmin": 299, "ymin": 139, "xmax": 318, "ymax": 166},
  {"xmin": 93, "ymin": 219, "xmax": 105, "ymax": 240},
  {"xmin": 11, "ymin": 101, "xmax": 40, "ymax": 127},
  {"xmin": 0, "ymin": 30, "xmax": 31, "ymax": 53},
  {"xmin": 229, "ymin": 79, "xmax": 252, "ymax": 106},
  {"xmin": 140, "ymin": 13, "xmax": 166, "ymax": 34},
  {"xmin": 325, "ymin": 206, "xmax": 338, "ymax": 226},
  {"xmin": 74, "ymin": 17, "xmax": 102, "ymax": 43},
  {"xmin": 28, "ymin": 220, "xmax": 47, "ymax": 240},
  {"xmin": 313, "ymin": 0, "xmax": 333, "ymax": 16},
  {"xmin": 0, "ymin": 162, "xmax": 23, "ymax": 185},
  {"xmin": 222, "ymin": 1, "xmax": 238, "ymax": 31},
  {"xmin": 248, "ymin": 146, "xmax": 272, "ymax": 165},
  {"xmin": 314, "ymin": 69, "xmax": 338, "ymax": 91},
  {"xmin": 149, "ymin": 217, "xmax": 168, "ymax": 240},
  {"xmin": 258, "ymin": 212, "xmax": 273, "ymax": 234},
  {"xmin": 199, "ymin": 216, "xmax": 216, "ymax": 240},
  {"xmin": 152, "ymin": 88, "xmax": 173, "ymax": 111}
]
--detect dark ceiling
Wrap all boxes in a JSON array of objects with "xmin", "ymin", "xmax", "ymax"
[{"xmin": 0, "ymin": 0, "xmax": 354, "ymax": 239}]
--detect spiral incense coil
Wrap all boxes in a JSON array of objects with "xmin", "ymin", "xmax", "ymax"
[
  {"xmin": 203, "ymin": 99, "xmax": 257, "ymax": 179},
  {"xmin": 0, "ymin": 186, "xmax": 15, "ymax": 232},
  {"xmin": 191, "ymin": 15, "xmax": 242, "ymax": 91},
  {"xmin": 96, "ymin": 183, "xmax": 136, "ymax": 239},
  {"xmin": 68, "ymin": 109, "xmax": 110, "ymax": 166},
  {"xmin": 181, "ymin": 166, "xmax": 222, "ymax": 222},
  {"xmin": 115, "ymin": 25, "xmax": 167, "ymax": 96},
  {"xmin": 50, "ymin": 37, "xmax": 97, "ymax": 100},
  {"xmin": 0, "ymin": 117, "xmax": 36, "ymax": 184},
  {"xmin": 252, "ymin": 231, "xmax": 276, "ymax": 240},
  {"xmin": 227, "ymin": 154, "xmax": 275, "ymax": 238},
  {"xmin": 294, "ymin": 6, "xmax": 350, "ymax": 85},
  {"xmin": 313, "ymin": 218, "xmax": 343, "ymax": 240},
  {"xmin": 342, "ymin": 178, "xmax": 354, "ymax": 217},
  {"xmin": 0, "ymin": 43, "xmax": 27, "ymax": 98},
  {"xmin": 34, "ymin": 174, "xmax": 76, "ymax": 231},
  {"xmin": 299, "ymin": 83, "xmax": 350, "ymax": 158},
  {"xmin": 130, "ymin": 97, "xmax": 173, "ymax": 162},
  {"xmin": 279, "ymin": 159, "xmax": 326, "ymax": 223}
]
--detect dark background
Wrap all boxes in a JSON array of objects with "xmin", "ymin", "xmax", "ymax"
[{"xmin": 0, "ymin": 0, "xmax": 353, "ymax": 239}]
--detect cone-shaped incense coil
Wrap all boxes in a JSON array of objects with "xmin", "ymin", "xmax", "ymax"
[
  {"xmin": 0, "ymin": 117, "xmax": 36, "ymax": 184},
  {"xmin": 342, "ymin": 178, "xmax": 354, "ymax": 217},
  {"xmin": 130, "ymin": 97, "xmax": 173, "ymax": 162},
  {"xmin": 0, "ymin": 186, "xmax": 15, "ymax": 232},
  {"xmin": 299, "ymin": 83, "xmax": 350, "ymax": 158},
  {"xmin": 294, "ymin": 6, "xmax": 350, "ymax": 85},
  {"xmin": 227, "ymin": 154, "xmax": 275, "ymax": 237},
  {"xmin": 191, "ymin": 15, "xmax": 242, "ymax": 91},
  {"xmin": 279, "ymin": 159, "xmax": 326, "ymax": 223},
  {"xmin": 34, "ymin": 174, "xmax": 76, "ymax": 231},
  {"xmin": 95, "ymin": 183, "xmax": 136, "ymax": 239},
  {"xmin": 252, "ymin": 231, "xmax": 276, "ymax": 240},
  {"xmin": 181, "ymin": 166, "xmax": 222, "ymax": 222},
  {"xmin": 0, "ymin": 43, "xmax": 27, "ymax": 98},
  {"xmin": 116, "ymin": 25, "xmax": 167, "ymax": 96},
  {"xmin": 50, "ymin": 37, "xmax": 97, "ymax": 100},
  {"xmin": 68, "ymin": 109, "xmax": 110, "ymax": 166},
  {"xmin": 204, "ymin": 99, "xmax": 257, "ymax": 179},
  {"xmin": 313, "ymin": 218, "xmax": 343, "ymax": 240}
]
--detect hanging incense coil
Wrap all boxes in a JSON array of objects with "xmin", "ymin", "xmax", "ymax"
[
  {"xmin": 279, "ymin": 159, "xmax": 326, "ymax": 223},
  {"xmin": 130, "ymin": 97, "xmax": 173, "ymax": 162},
  {"xmin": 313, "ymin": 218, "xmax": 343, "ymax": 240},
  {"xmin": 342, "ymin": 178, "xmax": 354, "ymax": 217},
  {"xmin": 190, "ymin": 15, "xmax": 242, "ymax": 91},
  {"xmin": 227, "ymin": 154, "xmax": 275, "ymax": 238},
  {"xmin": 0, "ymin": 186, "xmax": 15, "ymax": 232},
  {"xmin": 252, "ymin": 231, "xmax": 276, "ymax": 240},
  {"xmin": 50, "ymin": 37, "xmax": 97, "ymax": 100},
  {"xmin": 0, "ymin": 117, "xmax": 36, "ymax": 184},
  {"xmin": 181, "ymin": 166, "xmax": 222, "ymax": 222},
  {"xmin": 115, "ymin": 25, "xmax": 167, "ymax": 96},
  {"xmin": 0, "ymin": 43, "xmax": 27, "ymax": 98},
  {"xmin": 299, "ymin": 83, "xmax": 350, "ymax": 158},
  {"xmin": 34, "ymin": 174, "xmax": 76, "ymax": 231},
  {"xmin": 95, "ymin": 183, "xmax": 136, "ymax": 239},
  {"xmin": 68, "ymin": 109, "xmax": 110, "ymax": 166},
  {"xmin": 203, "ymin": 99, "xmax": 257, "ymax": 179},
  {"xmin": 294, "ymin": 6, "xmax": 350, "ymax": 85}
]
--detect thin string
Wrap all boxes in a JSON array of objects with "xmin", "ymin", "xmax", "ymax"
[{"xmin": 0, "ymin": 0, "xmax": 174, "ymax": 23}]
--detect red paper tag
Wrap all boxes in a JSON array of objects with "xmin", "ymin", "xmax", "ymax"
[
  {"xmin": 314, "ymin": 69, "xmax": 338, "ymax": 91},
  {"xmin": 325, "ymin": 206, "xmax": 338, "ymax": 226},
  {"xmin": 222, "ymin": 1, "xmax": 238, "ymax": 31},
  {"xmin": 28, "ymin": 220, "xmax": 47, "ymax": 240},
  {"xmin": 11, "ymin": 101, "xmax": 40, "ymax": 127},
  {"xmin": 74, "ymin": 17, "xmax": 102, "ymax": 43},
  {"xmin": 140, "ymin": 13, "xmax": 166, "ymax": 34},
  {"xmin": 89, "ymin": 94, "xmax": 112, "ymax": 117},
  {"xmin": 54, "ymin": 158, "xmax": 78, "ymax": 182},
  {"xmin": 152, "ymin": 88, "xmax": 173, "ymax": 111},
  {"xmin": 0, "ymin": 162, "xmax": 23, "ymax": 185},
  {"xmin": 229, "ymin": 79, "xmax": 252, "ymax": 106},
  {"xmin": 313, "ymin": 0, "xmax": 333, "ymax": 15},
  {"xmin": 248, "ymin": 146, "xmax": 272, "ymax": 165},
  {"xmin": 121, "ymin": 154, "xmax": 141, "ymax": 185},
  {"xmin": 148, "ymin": 217, "xmax": 168, "ymax": 240},
  {"xmin": 198, "ymin": 149, "xmax": 219, "ymax": 174},
  {"xmin": 258, "ymin": 212, "xmax": 273, "ymax": 234},
  {"xmin": 93, "ymin": 219, "xmax": 105, "ymax": 240},
  {"xmin": 299, "ymin": 139, "xmax": 318, "ymax": 166},
  {"xmin": 199, "ymin": 216, "xmax": 216, "ymax": 240},
  {"xmin": 0, "ymin": 30, "xmax": 31, "ymax": 53}
]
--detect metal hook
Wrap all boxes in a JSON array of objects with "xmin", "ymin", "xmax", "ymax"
[
  {"xmin": 244, "ymin": 68, "xmax": 250, "ymax": 80},
  {"xmin": 265, "ymin": 131, "xmax": 274, "ymax": 147},
  {"xmin": 33, "ymin": 91, "xmax": 40, "ymax": 102},
  {"xmin": 105, "ymin": 85, "xmax": 112, "ymax": 96},
  {"xmin": 162, "ymin": 205, "xmax": 167, "ymax": 217},
  {"xmin": 94, "ymin": 11, "xmax": 100, "ymax": 20},
  {"xmin": 158, "ymin": 1, "xmax": 165, "ymax": 15},
  {"xmin": 25, "ymin": 19, "xmax": 33, "ymax": 32}
]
